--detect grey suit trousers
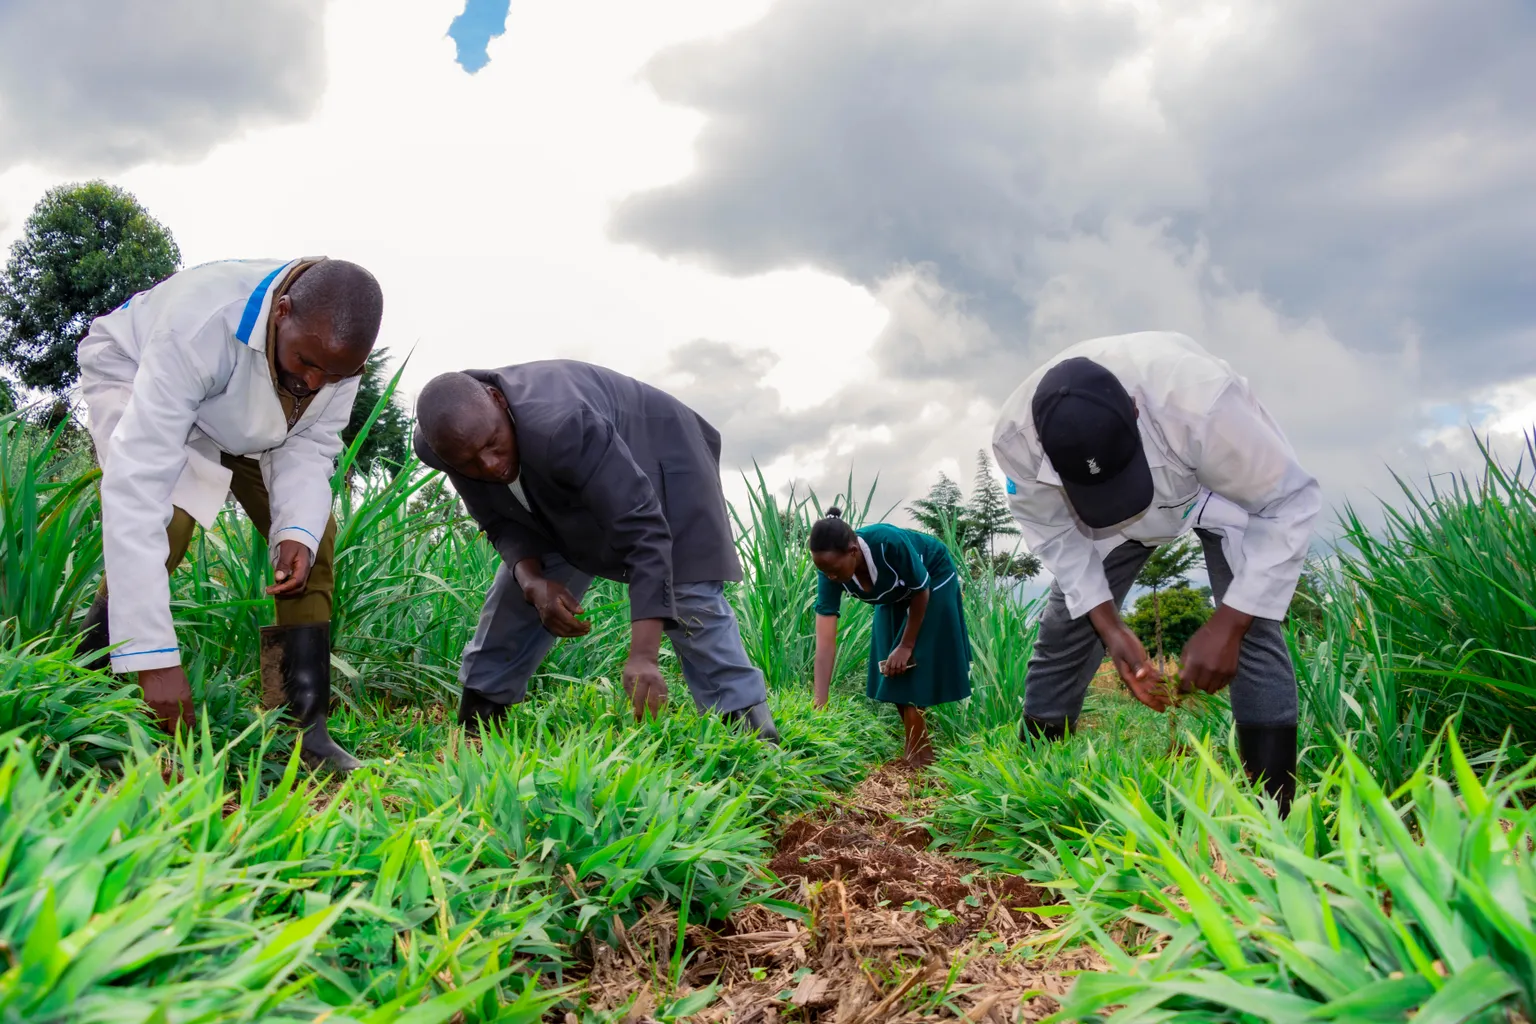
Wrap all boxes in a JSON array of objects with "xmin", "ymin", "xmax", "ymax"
[
  {"xmin": 1023, "ymin": 528, "xmax": 1298, "ymax": 728},
  {"xmin": 460, "ymin": 554, "xmax": 768, "ymax": 714}
]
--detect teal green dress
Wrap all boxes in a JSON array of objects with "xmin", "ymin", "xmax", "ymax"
[{"xmin": 815, "ymin": 524, "xmax": 972, "ymax": 708}]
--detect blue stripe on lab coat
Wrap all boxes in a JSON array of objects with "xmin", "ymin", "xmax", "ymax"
[{"xmin": 234, "ymin": 264, "xmax": 289, "ymax": 345}]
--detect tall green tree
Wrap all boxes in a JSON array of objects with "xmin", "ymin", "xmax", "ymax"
[
  {"xmin": 1135, "ymin": 535, "xmax": 1203, "ymax": 665},
  {"xmin": 340, "ymin": 347, "xmax": 412, "ymax": 480},
  {"xmin": 0, "ymin": 181, "xmax": 181, "ymax": 394},
  {"xmin": 983, "ymin": 549, "xmax": 1043, "ymax": 582},
  {"xmin": 908, "ymin": 472, "xmax": 968, "ymax": 541},
  {"xmin": 966, "ymin": 448, "xmax": 1017, "ymax": 557},
  {"xmin": 1126, "ymin": 583, "xmax": 1213, "ymax": 658}
]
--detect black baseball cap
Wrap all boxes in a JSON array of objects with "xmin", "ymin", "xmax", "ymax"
[{"xmin": 1031, "ymin": 357, "xmax": 1153, "ymax": 529}]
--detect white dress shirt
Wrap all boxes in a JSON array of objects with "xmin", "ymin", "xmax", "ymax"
[{"xmin": 991, "ymin": 331, "xmax": 1321, "ymax": 621}]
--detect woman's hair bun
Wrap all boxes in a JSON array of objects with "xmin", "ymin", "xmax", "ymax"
[{"xmin": 825, "ymin": 507, "xmax": 843, "ymax": 519}]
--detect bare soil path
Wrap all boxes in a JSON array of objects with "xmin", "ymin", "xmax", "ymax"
[{"xmin": 577, "ymin": 764, "xmax": 1104, "ymax": 1023}]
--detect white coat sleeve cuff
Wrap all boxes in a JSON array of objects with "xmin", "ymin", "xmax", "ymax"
[
  {"xmin": 1062, "ymin": 575, "xmax": 1115, "ymax": 620},
  {"xmin": 272, "ymin": 524, "xmax": 323, "ymax": 556},
  {"xmin": 1218, "ymin": 578, "xmax": 1294, "ymax": 623},
  {"xmin": 109, "ymin": 646, "xmax": 182, "ymax": 673}
]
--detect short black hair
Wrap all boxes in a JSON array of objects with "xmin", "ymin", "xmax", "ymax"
[
  {"xmin": 416, "ymin": 371, "xmax": 500, "ymax": 449},
  {"xmin": 287, "ymin": 259, "xmax": 383, "ymax": 353},
  {"xmin": 809, "ymin": 507, "xmax": 856, "ymax": 553}
]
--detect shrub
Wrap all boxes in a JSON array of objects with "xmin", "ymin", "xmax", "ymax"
[{"xmin": 1125, "ymin": 583, "xmax": 1213, "ymax": 658}]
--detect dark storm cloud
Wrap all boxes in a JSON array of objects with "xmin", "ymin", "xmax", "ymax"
[
  {"xmin": 660, "ymin": 339, "xmax": 849, "ymax": 469},
  {"xmin": 0, "ymin": 0, "xmax": 329, "ymax": 171},
  {"xmin": 1152, "ymin": 0, "xmax": 1536, "ymax": 372},
  {"xmin": 658, "ymin": 337, "xmax": 1009, "ymax": 514},
  {"xmin": 613, "ymin": 0, "xmax": 1171, "ymax": 294},
  {"xmin": 612, "ymin": 0, "xmax": 1536, "ymax": 394}
]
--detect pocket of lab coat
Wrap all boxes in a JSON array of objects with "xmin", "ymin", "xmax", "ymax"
[{"xmin": 171, "ymin": 435, "xmax": 235, "ymax": 528}]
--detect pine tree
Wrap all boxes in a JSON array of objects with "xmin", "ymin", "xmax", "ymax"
[
  {"xmin": 1135, "ymin": 535, "xmax": 1203, "ymax": 666},
  {"xmin": 966, "ymin": 449, "xmax": 1017, "ymax": 558},
  {"xmin": 907, "ymin": 472, "xmax": 968, "ymax": 544},
  {"xmin": 340, "ymin": 347, "xmax": 411, "ymax": 481}
]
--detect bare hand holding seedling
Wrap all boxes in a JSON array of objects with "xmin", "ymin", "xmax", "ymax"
[
  {"xmin": 622, "ymin": 657, "xmax": 667, "ymax": 720},
  {"xmin": 623, "ymin": 619, "xmax": 668, "ymax": 721},
  {"xmin": 523, "ymin": 578, "xmax": 591, "ymax": 638},
  {"xmin": 1090, "ymin": 601, "xmax": 1170, "ymax": 712}
]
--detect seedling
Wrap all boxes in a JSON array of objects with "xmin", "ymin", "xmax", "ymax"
[{"xmin": 903, "ymin": 899, "xmax": 958, "ymax": 929}]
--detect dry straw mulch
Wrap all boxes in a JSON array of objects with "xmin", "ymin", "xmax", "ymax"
[{"xmin": 576, "ymin": 765, "xmax": 1104, "ymax": 1023}]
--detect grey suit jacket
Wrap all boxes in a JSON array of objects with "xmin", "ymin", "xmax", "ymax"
[{"xmin": 414, "ymin": 360, "xmax": 742, "ymax": 624}]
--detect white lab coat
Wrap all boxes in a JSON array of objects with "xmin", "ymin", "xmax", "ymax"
[
  {"xmin": 991, "ymin": 331, "xmax": 1321, "ymax": 622},
  {"xmin": 78, "ymin": 258, "xmax": 360, "ymax": 672}
]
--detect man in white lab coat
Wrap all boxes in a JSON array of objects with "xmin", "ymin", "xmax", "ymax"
[
  {"xmin": 76, "ymin": 257, "xmax": 383, "ymax": 771},
  {"xmin": 992, "ymin": 332, "xmax": 1321, "ymax": 812}
]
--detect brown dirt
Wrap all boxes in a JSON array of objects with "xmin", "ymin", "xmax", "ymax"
[
  {"xmin": 766, "ymin": 766, "xmax": 1047, "ymax": 948},
  {"xmin": 574, "ymin": 764, "xmax": 1106, "ymax": 1023}
]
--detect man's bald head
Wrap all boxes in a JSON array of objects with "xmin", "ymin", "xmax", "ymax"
[
  {"xmin": 416, "ymin": 372, "xmax": 519, "ymax": 483},
  {"xmin": 417, "ymin": 372, "xmax": 501, "ymax": 447}
]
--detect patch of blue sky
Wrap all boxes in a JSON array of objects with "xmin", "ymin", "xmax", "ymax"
[{"xmin": 448, "ymin": 0, "xmax": 511, "ymax": 74}]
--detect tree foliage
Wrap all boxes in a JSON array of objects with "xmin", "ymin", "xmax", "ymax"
[
  {"xmin": 1136, "ymin": 535, "xmax": 1201, "ymax": 592},
  {"xmin": 1134, "ymin": 535, "xmax": 1204, "ymax": 663},
  {"xmin": 966, "ymin": 449, "xmax": 1017, "ymax": 556},
  {"xmin": 907, "ymin": 472, "xmax": 966, "ymax": 539},
  {"xmin": 909, "ymin": 458, "xmax": 1039, "ymax": 582},
  {"xmin": 340, "ymin": 347, "xmax": 412, "ymax": 480},
  {"xmin": 982, "ymin": 549, "xmax": 1042, "ymax": 581},
  {"xmin": 0, "ymin": 181, "xmax": 180, "ymax": 394},
  {"xmin": 1126, "ymin": 583, "xmax": 1213, "ymax": 656},
  {"xmin": 1286, "ymin": 566, "xmax": 1327, "ymax": 635}
]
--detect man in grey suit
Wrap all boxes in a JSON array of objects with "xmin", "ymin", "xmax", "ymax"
[{"xmin": 413, "ymin": 360, "xmax": 779, "ymax": 742}]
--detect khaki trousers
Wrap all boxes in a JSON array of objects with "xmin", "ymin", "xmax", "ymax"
[{"xmin": 98, "ymin": 452, "xmax": 336, "ymax": 625}]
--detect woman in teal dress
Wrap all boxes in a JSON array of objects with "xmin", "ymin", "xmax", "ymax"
[{"xmin": 809, "ymin": 508, "xmax": 972, "ymax": 766}]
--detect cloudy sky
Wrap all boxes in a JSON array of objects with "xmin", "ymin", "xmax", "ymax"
[{"xmin": 1, "ymin": 0, "xmax": 1533, "ymax": 540}]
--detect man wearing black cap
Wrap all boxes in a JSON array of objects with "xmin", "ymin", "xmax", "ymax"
[{"xmin": 991, "ymin": 331, "xmax": 1320, "ymax": 812}]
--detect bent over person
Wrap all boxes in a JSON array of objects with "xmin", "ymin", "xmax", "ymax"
[
  {"xmin": 412, "ymin": 360, "xmax": 779, "ymax": 743},
  {"xmin": 992, "ymin": 331, "xmax": 1320, "ymax": 812},
  {"xmin": 77, "ymin": 257, "xmax": 383, "ymax": 771}
]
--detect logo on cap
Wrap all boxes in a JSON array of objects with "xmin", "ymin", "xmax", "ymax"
[{"xmin": 1087, "ymin": 458, "xmax": 1101, "ymax": 476}]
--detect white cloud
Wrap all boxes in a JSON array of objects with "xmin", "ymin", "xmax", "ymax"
[
  {"xmin": 0, "ymin": 0, "xmax": 881, "ymax": 506},
  {"xmin": 0, "ymin": 0, "xmax": 1531, "ymax": 543}
]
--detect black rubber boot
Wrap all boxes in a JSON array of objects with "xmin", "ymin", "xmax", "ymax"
[
  {"xmin": 259, "ymin": 623, "xmax": 360, "ymax": 773},
  {"xmin": 723, "ymin": 702, "xmax": 781, "ymax": 745},
  {"xmin": 458, "ymin": 688, "xmax": 510, "ymax": 734},
  {"xmin": 1236, "ymin": 723, "xmax": 1297, "ymax": 816},
  {"xmin": 79, "ymin": 591, "xmax": 111, "ymax": 672},
  {"xmin": 1020, "ymin": 715, "xmax": 1069, "ymax": 743}
]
